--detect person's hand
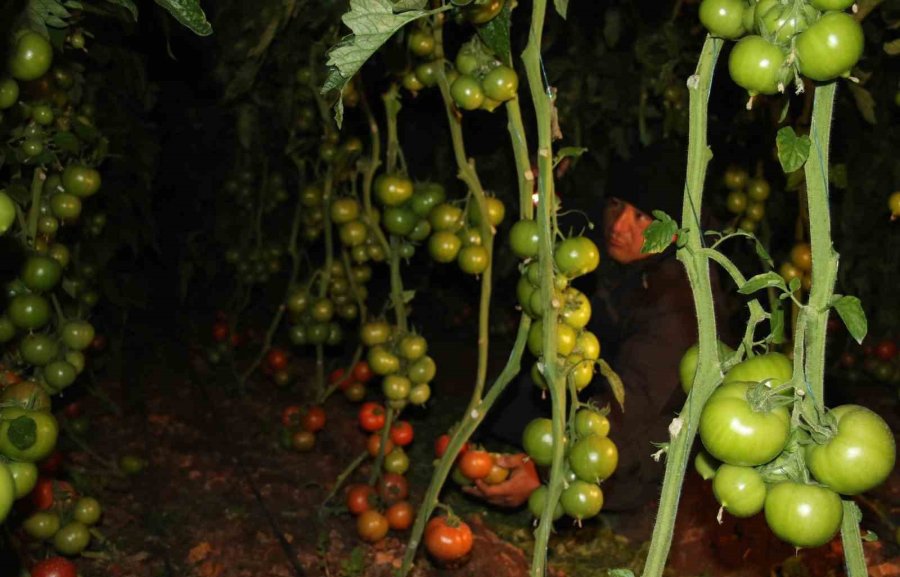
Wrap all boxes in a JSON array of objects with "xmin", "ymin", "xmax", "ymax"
[{"xmin": 462, "ymin": 453, "xmax": 540, "ymax": 508}]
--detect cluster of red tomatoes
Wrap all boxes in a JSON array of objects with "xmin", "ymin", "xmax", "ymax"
[
  {"xmin": 699, "ymin": 0, "xmax": 864, "ymax": 96},
  {"xmin": 691, "ymin": 349, "xmax": 895, "ymax": 548},
  {"xmin": 359, "ymin": 321, "xmax": 436, "ymax": 410},
  {"xmin": 838, "ymin": 335, "xmax": 900, "ymax": 385},
  {"xmin": 280, "ymin": 404, "xmax": 326, "ymax": 452},
  {"xmin": 721, "ymin": 164, "xmax": 772, "ymax": 234}
]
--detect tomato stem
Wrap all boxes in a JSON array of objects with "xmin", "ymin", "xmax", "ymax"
[{"xmin": 26, "ymin": 167, "xmax": 44, "ymax": 247}]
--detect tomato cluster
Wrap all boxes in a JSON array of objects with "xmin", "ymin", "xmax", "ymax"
[
  {"xmin": 20, "ymin": 480, "xmax": 103, "ymax": 556},
  {"xmin": 837, "ymin": 335, "xmax": 900, "ymax": 385},
  {"xmin": 279, "ymin": 404, "xmax": 327, "ymax": 452},
  {"xmin": 522, "ymin": 408, "xmax": 615, "ymax": 522},
  {"xmin": 359, "ymin": 321, "xmax": 436, "ymax": 410},
  {"xmin": 695, "ymin": 350, "xmax": 896, "ymax": 548},
  {"xmin": 721, "ymin": 164, "xmax": 772, "ymax": 234},
  {"xmin": 778, "ymin": 241, "xmax": 813, "ymax": 292},
  {"xmin": 699, "ymin": 0, "xmax": 864, "ymax": 96}
]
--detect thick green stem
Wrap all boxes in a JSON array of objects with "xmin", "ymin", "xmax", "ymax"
[
  {"xmin": 388, "ymin": 236, "xmax": 408, "ymax": 332},
  {"xmin": 641, "ymin": 36, "xmax": 723, "ymax": 577},
  {"xmin": 398, "ymin": 317, "xmax": 531, "ymax": 576},
  {"xmin": 26, "ymin": 168, "xmax": 44, "ymax": 246},
  {"xmin": 840, "ymin": 501, "xmax": 868, "ymax": 577},
  {"xmin": 505, "ymin": 98, "xmax": 534, "ymax": 218}
]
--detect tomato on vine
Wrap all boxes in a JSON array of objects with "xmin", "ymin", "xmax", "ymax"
[
  {"xmin": 728, "ymin": 35, "xmax": 785, "ymax": 95},
  {"xmin": 764, "ymin": 482, "xmax": 842, "ymax": 548},
  {"xmin": 424, "ymin": 516, "xmax": 474, "ymax": 562}
]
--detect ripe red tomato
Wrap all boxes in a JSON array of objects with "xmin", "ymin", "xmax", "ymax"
[
  {"xmin": 378, "ymin": 472, "xmax": 409, "ymax": 505},
  {"xmin": 346, "ymin": 484, "xmax": 376, "ymax": 515},
  {"xmin": 32, "ymin": 478, "xmax": 76, "ymax": 511},
  {"xmin": 281, "ymin": 405, "xmax": 301, "ymax": 428},
  {"xmin": 352, "ymin": 361, "xmax": 373, "ymax": 383},
  {"xmin": 31, "ymin": 557, "xmax": 78, "ymax": 577},
  {"xmin": 434, "ymin": 434, "xmax": 469, "ymax": 459},
  {"xmin": 266, "ymin": 348, "xmax": 288, "ymax": 371},
  {"xmin": 458, "ymin": 450, "xmax": 494, "ymax": 480},
  {"xmin": 390, "ymin": 421, "xmax": 414, "ymax": 447},
  {"xmin": 328, "ymin": 368, "xmax": 353, "ymax": 390},
  {"xmin": 301, "ymin": 406, "xmax": 326, "ymax": 433},
  {"xmin": 211, "ymin": 322, "xmax": 229, "ymax": 343},
  {"xmin": 424, "ymin": 516, "xmax": 474, "ymax": 562},
  {"xmin": 874, "ymin": 339, "xmax": 897, "ymax": 362},
  {"xmin": 358, "ymin": 402, "xmax": 386, "ymax": 432},
  {"xmin": 38, "ymin": 451, "xmax": 64, "ymax": 475},
  {"xmin": 367, "ymin": 433, "xmax": 394, "ymax": 457},
  {"xmin": 386, "ymin": 500, "xmax": 414, "ymax": 530}
]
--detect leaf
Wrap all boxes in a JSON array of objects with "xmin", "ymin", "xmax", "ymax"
[
  {"xmin": 476, "ymin": 0, "xmax": 511, "ymax": 62},
  {"xmin": 554, "ymin": 0, "xmax": 568, "ymax": 19},
  {"xmin": 597, "ymin": 359, "xmax": 625, "ymax": 411},
  {"xmin": 393, "ymin": 0, "xmax": 427, "ymax": 10},
  {"xmin": 102, "ymin": 0, "xmax": 138, "ymax": 20},
  {"xmin": 7, "ymin": 415, "xmax": 36, "ymax": 451},
  {"xmin": 553, "ymin": 146, "xmax": 587, "ymax": 168},
  {"xmin": 322, "ymin": 0, "xmax": 439, "ymax": 126},
  {"xmin": 847, "ymin": 83, "xmax": 876, "ymax": 125},
  {"xmin": 753, "ymin": 238, "xmax": 773, "ymax": 268},
  {"xmin": 862, "ymin": 530, "xmax": 878, "ymax": 542},
  {"xmin": 153, "ymin": 0, "xmax": 212, "ymax": 36},
  {"xmin": 27, "ymin": 0, "xmax": 80, "ymax": 31},
  {"xmin": 641, "ymin": 210, "xmax": 678, "ymax": 255},
  {"xmin": 775, "ymin": 126, "xmax": 811, "ymax": 173},
  {"xmin": 788, "ymin": 277, "xmax": 801, "ymax": 293},
  {"xmin": 831, "ymin": 295, "xmax": 868, "ymax": 344},
  {"xmin": 738, "ymin": 271, "xmax": 786, "ymax": 295},
  {"xmin": 401, "ymin": 290, "xmax": 415, "ymax": 304}
]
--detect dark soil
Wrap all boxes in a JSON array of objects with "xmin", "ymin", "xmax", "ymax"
[{"xmin": 12, "ymin": 335, "xmax": 899, "ymax": 577}]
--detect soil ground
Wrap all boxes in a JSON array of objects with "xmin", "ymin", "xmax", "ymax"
[{"xmin": 10, "ymin": 333, "xmax": 900, "ymax": 577}]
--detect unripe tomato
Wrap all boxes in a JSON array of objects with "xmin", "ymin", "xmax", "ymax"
[
  {"xmin": 699, "ymin": 0, "xmax": 747, "ymax": 39},
  {"xmin": 428, "ymin": 231, "xmax": 462, "ymax": 263},
  {"xmin": 790, "ymin": 242, "xmax": 812, "ymax": 272},
  {"xmin": 408, "ymin": 29, "xmax": 435, "ymax": 57},
  {"xmin": 728, "ymin": 35, "xmax": 786, "ymax": 95},
  {"xmin": 560, "ymin": 481, "xmax": 603, "ymax": 520},
  {"xmin": 795, "ymin": 13, "xmax": 864, "ymax": 82},
  {"xmin": 357, "ymin": 510, "xmax": 389, "ymax": 542},
  {"xmin": 375, "ymin": 174, "xmax": 414, "ymax": 207},
  {"xmin": 764, "ymin": 482, "xmax": 842, "ymax": 548},
  {"xmin": 725, "ymin": 190, "xmax": 747, "ymax": 214},
  {"xmin": 712, "ymin": 464, "xmax": 766, "ymax": 517},
  {"xmin": 9, "ymin": 31, "xmax": 53, "ymax": 81},
  {"xmin": 528, "ymin": 485, "xmax": 564, "ymax": 520},
  {"xmin": 450, "ymin": 75, "xmax": 485, "ymax": 110},
  {"xmin": 482, "ymin": 66, "xmax": 518, "ymax": 102}
]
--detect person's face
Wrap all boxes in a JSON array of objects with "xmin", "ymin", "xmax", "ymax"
[{"xmin": 602, "ymin": 198, "xmax": 654, "ymax": 264}]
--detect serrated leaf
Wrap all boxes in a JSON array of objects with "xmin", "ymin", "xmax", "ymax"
[
  {"xmin": 27, "ymin": 0, "xmax": 79, "ymax": 31},
  {"xmin": 831, "ymin": 295, "xmax": 868, "ymax": 344},
  {"xmin": 554, "ymin": 0, "xmax": 569, "ymax": 19},
  {"xmin": 641, "ymin": 211, "xmax": 677, "ymax": 255},
  {"xmin": 597, "ymin": 359, "xmax": 624, "ymax": 411},
  {"xmin": 393, "ymin": 0, "xmax": 427, "ymax": 10},
  {"xmin": 847, "ymin": 83, "xmax": 876, "ymax": 125},
  {"xmin": 776, "ymin": 127, "xmax": 810, "ymax": 174},
  {"xmin": 738, "ymin": 271, "xmax": 786, "ymax": 295},
  {"xmin": 7, "ymin": 415, "xmax": 37, "ymax": 450},
  {"xmin": 607, "ymin": 570, "xmax": 635, "ymax": 577},
  {"xmin": 884, "ymin": 38, "xmax": 900, "ymax": 55},
  {"xmin": 553, "ymin": 147, "xmax": 587, "ymax": 168},
  {"xmin": 476, "ymin": 0, "xmax": 511, "ymax": 62},
  {"xmin": 154, "ymin": 0, "xmax": 212, "ymax": 36},
  {"xmin": 322, "ymin": 0, "xmax": 438, "ymax": 126},
  {"xmin": 103, "ymin": 0, "xmax": 138, "ymax": 20},
  {"xmin": 770, "ymin": 307, "xmax": 785, "ymax": 344},
  {"xmin": 754, "ymin": 239, "xmax": 773, "ymax": 267}
]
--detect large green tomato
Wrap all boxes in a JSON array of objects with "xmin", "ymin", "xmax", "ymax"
[
  {"xmin": 61, "ymin": 320, "xmax": 95, "ymax": 351},
  {"xmin": 809, "ymin": 0, "xmax": 853, "ymax": 9},
  {"xmin": 527, "ymin": 485, "xmax": 564, "ymax": 520},
  {"xmin": 9, "ymin": 31, "xmax": 53, "ymax": 81},
  {"xmin": 560, "ymin": 288, "xmax": 591, "ymax": 329},
  {"xmin": 522, "ymin": 418, "xmax": 558, "ymax": 467},
  {"xmin": 712, "ymin": 464, "xmax": 766, "ymax": 518},
  {"xmin": 554, "ymin": 236, "xmax": 600, "ymax": 279},
  {"xmin": 62, "ymin": 165, "xmax": 102, "ymax": 198},
  {"xmin": 574, "ymin": 409, "xmax": 610, "ymax": 438},
  {"xmin": 8, "ymin": 294, "xmax": 51, "ymax": 330},
  {"xmin": 560, "ymin": 481, "xmax": 603, "ymax": 520},
  {"xmin": 527, "ymin": 320, "xmax": 577, "ymax": 357},
  {"xmin": 795, "ymin": 12, "xmax": 864, "ymax": 82},
  {"xmin": 509, "ymin": 219, "xmax": 540, "ymax": 259},
  {"xmin": 568, "ymin": 434, "xmax": 618, "ymax": 483},
  {"xmin": 728, "ymin": 35, "xmax": 786, "ymax": 95},
  {"xmin": 699, "ymin": 381, "xmax": 790, "ymax": 466},
  {"xmin": 699, "ymin": 0, "xmax": 747, "ymax": 39},
  {"xmin": 22, "ymin": 255, "xmax": 62, "ymax": 292},
  {"xmin": 7, "ymin": 461, "xmax": 38, "ymax": 498},
  {"xmin": 21, "ymin": 333, "xmax": 59, "ymax": 366},
  {"xmin": 723, "ymin": 351, "xmax": 792, "ymax": 388},
  {"xmin": 0, "ymin": 461, "xmax": 15, "ymax": 523},
  {"xmin": 806, "ymin": 405, "xmax": 896, "ymax": 495},
  {"xmin": 764, "ymin": 482, "xmax": 842, "ymax": 548},
  {"xmin": 0, "ymin": 407, "xmax": 59, "ymax": 462},
  {"xmin": 679, "ymin": 341, "xmax": 734, "ymax": 393}
]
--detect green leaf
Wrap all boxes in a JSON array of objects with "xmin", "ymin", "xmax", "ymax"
[
  {"xmin": 738, "ymin": 271, "xmax": 786, "ymax": 295},
  {"xmin": 102, "ymin": 0, "xmax": 138, "ymax": 20},
  {"xmin": 322, "ymin": 0, "xmax": 440, "ymax": 126},
  {"xmin": 27, "ymin": 0, "xmax": 80, "ymax": 31},
  {"xmin": 393, "ymin": 0, "xmax": 427, "ymax": 10},
  {"xmin": 553, "ymin": 147, "xmax": 587, "ymax": 168},
  {"xmin": 7, "ymin": 415, "xmax": 37, "ymax": 451},
  {"xmin": 153, "ymin": 0, "xmax": 212, "ymax": 36},
  {"xmin": 476, "ymin": 0, "xmax": 511, "ymax": 63},
  {"xmin": 597, "ymin": 359, "xmax": 625, "ymax": 411},
  {"xmin": 775, "ymin": 126, "xmax": 811, "ymax": 174},
  {"xmin": 770, "ymin": 307, "xmax": 785, "ymax": 344},
  {"xmin": 862, "ymin": 530, "xmax": 878, "ymax": 542},
  {"xmin": 753, "ymin": 238, "xmax": 773, "ymax": 268},
  {"xmin": 847, "ymin": 83, "xmax": 876, "ymax": 125},
  {"xmin": 788, "ymin": 277, "xmax": 801, "ymax": 293},
  {"xmin": 607, "ymin": 570, "xmax": 635, "ymax": 577},
  {"xmin": 554, "ymin": 0, "xmax": 569, "ymax": 19},
  {"xmin": 884, "ymin": 38, "xmax": 900, "ymax": 55},
  {"xmin": 831, "ymin": 295, "xmax": 868, "ymax": 344},
  {"xmin": 641, "ymin": 210, "xmax": 677, "ymax": 255}
]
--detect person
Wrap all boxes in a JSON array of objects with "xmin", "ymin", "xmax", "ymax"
[{"xmin": 468, "ymin": 140, "xmax": 731, "ymax": 533}]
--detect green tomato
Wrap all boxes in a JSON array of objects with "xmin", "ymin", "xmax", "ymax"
[
  {"xmin": 8, "ymin": 294, "xmax": 51, "ymax": 330},
  {"xmin": 50, "ymin": 193, "xmax": 82, "ymax": 221},
  {"xmin": 712, "ymin": 464, "xmax": 766, "ymax": 518},
  {"xmin": 429, "ymin": 203, "xmax": 463, "ymax": 231},
  {"xmin": 699, "ymin": 0, "xmax": 747, "ymax": 39},
  {"xmin": 9, "ymin": 31, "xmax": 53, "ymax": 81},
  {"xmin": 560, "ymin": 287, "xmax": 592, "ymax": 329},
  {"xmin": 694, "ymin": 450, "xmax": 720, "ymax": 480},
  {"xmin": 24, "ymin": 511, "xmax": 60, "ymax": 539},
  {"xmin": 679, "ymin": 340, "xmax": 734, "ymax": 393},
  {"xmin": 509, "ymin": 219, "xmax": 539, "ymax": 259},
  {"xmin": 795, "ymin": 12, "xmax": 864, "ymax": 82},
  {"xmin": 382, "ymin": 374, "xmax": 411, "ymax": 400},
  {"xmin": 7, "ymin": 461, "xmax": 38, "ymax": 498},
  {"xmin": 62, "ymin": 165, "xmax": 101, "ymax": 198},
  {"xmin": 482, "ymin": 65, "xmax": 518, "ymax": 102},
  {"xmin": 450, "ymin": 75, "xmax": 485, "ymax": 111},
  {"xmin": 73, "ymin": 496, "xmax": 102, "ymax": 525},
  {"xmin": 383, "ymin": 206, "xmax": 418, "ymax": 237},
  {"xmin": 527, "ymin": 485, "xmax": 564, "ymax": 520},
  {"xmin": 575, "ymin": 331, "xmax": 601, "ymax": 360},
  {"xmin": 43, "ymin": 360, "xmax": 77, "ymax": 390},
  {"xmin": 22, "ymin": 255, "xmax": 62, "ymax": 292},
  {"xmin": 728, "ymin": 35, "xmax": 786, "ymax": 95},
  {"xmin": 0, "ymin": 461, "xmax": 14, "ymax": 523},
  {"xmin": 806, "ymin": 404, "xmax": 896, "ymax": 495},
  {"xmin": 809, "ymin": 0, "xmax": 854, "ymax": 9},
  {"xmin": 374, "ymin": 174, "xmax": 414, "ymax": 207},
  {"xmin": 723, "ymin": 351, "xmax": 792, "ymax": 389},
  {"xmin": 0, "ymin": 78, "xmax": 19, "ymax": 109},
  {"xmin": 383, "ymin": 449, "xmax": 410, "ymax": 475},
  {"xmin": 409, "ymin": 183, "xmax": 446, "ymax": 218},
  {"xmin": 20, "ymin": 333, "xmax": 58, "ymax": 366},
  {"xmin": 53, "ymin": 521, "xmax": 91, "ymax": 555},
  {"xmin": 0, "ymin": 192, "xmax": 16, "ymax": 234},
  {"xmin": 61, "ymin": 320, "xmax": 95, "ymax": 351},
  {"xmin": 0, "ymin": 407, "xmax": 59, "ymax": 462},
  {"xmin": 457, "ymin": 245, "xmax": 489, "ymax": 275},
  {"xmin": 699, "ymin": 381, "xmax": 790, "ymax": 466},
  {"xmin": 764, "ymin": 482, "xmax": 842, "ymax": 548},
  {"xmin": 574, "ymin": 409, "xmax": 610, "ymax": 438},
  {"xmin": 567, "ymin": 434, "xmax": 618, "ymax": 483},
  {"xmin": 554, "ymin": 236, "xmax": 600, "ymax": 279},
  {"xmin": 408, "ymin": 355, "xmax": 437, "ymax": 384},
  {"xmin": 560, "ymin": 480, "xmax": 604, "ymax": 521},
  {"xmin": 408, "ymin": 383, "xmax": 431, "ymax": 405},
  {"xmin": 527, "ymin": 320, "xmax": 577, "ymax": 357},
  {"xmin": 522, "ymin": 418, "xmax": 558, "ymax": 467}
]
